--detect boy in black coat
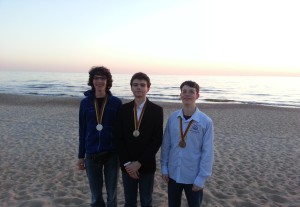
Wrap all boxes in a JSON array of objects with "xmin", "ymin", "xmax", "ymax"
[{"xmin": 116, "ymin": 72, "xmax": 163, "ymax": 207}]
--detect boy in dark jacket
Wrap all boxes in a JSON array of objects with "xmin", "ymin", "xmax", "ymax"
[
  {"xmin": 78, "ymin": 66, "xmax": 122, "ymax": 207},
  {"xmin": 116, "ymin": 72, "xmax": 163, "ymax": 207}
]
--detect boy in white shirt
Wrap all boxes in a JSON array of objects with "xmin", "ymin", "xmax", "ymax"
[{"xmin": 161, "ymin": 80, "xmax": 214, "ymax": 207}]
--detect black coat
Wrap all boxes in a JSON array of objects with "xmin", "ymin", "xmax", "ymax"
[{"xmin": 116, "ymin": 98, "xmax": 163, "ymax": 173}]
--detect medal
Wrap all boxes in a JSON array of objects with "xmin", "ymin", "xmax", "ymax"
[
  {"xmin": 94, "ymin": 95, "xmax": 108, "ymax": 132},
  {"xmin": 133, "ymin": 101, "xmax": 146, "ymax": 138},
  {"xmin": 133, "ymin": 130, "xmax": 140, "ymax": 137},
  {"xmin": 179, "ymin": 140, "xmax": 186, "ymax": 148},
  {"xmin": 179, "ymin": 116, "xmax": 194, "ymax": 148},
  {"xmin": 96, "ymin": 124, "xmax": 103, "ymax": 131}
]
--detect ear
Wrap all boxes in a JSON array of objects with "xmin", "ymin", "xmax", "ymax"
[{"xmin": 196, "ymin": 93, "xmax": 200, "ymax": 99}]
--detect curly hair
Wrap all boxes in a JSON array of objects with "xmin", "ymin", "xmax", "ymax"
[{"xmin": 88, "ymin": 66, "xmax": 113, "ymax": 92}]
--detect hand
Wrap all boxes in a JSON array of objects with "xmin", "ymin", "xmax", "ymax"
[
  {"xmin": 128, "ymin": 170, "xmax": 140, "ymax": 179},
  {"xmin": 162, "ymin": 174, "xmax": 169, "ymax": 183},
  {"xmin": 192, "ymin": 184, "xmax": 203, "ymax": 192},
  {"xmin": 78, "ymin": 159, "xmax": 85, "ymax": 170},
  {"xmin": 125, "ymin": 161, "xmax": 141, "ymax": 173},
  {"xmin": 125, "ymin": 161, "xmax": 141, "ymax": 179}
]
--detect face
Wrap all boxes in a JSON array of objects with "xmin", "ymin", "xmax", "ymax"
[
  {"xmin": 180, "ymin": 85, "xmax": 199, "ymax": 105},
  {"xmin": 131, "ymin": 79, "xmax": 149, "ymax": 98},
  {"xmin": 93, "ymin": 75, "xmax": 107, "ymax": 92}
]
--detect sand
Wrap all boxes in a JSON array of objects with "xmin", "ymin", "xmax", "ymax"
[{"xmin": 0, "ymin": 93, "xmax": 300, "ymax": 207}]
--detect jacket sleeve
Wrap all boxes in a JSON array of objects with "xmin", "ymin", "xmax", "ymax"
[
  {"xmin": 112, "ymin": 99, "xmax": 123, "ymax": 149},
  {"xmin": 78, "ymin": 100, "xmax": 86, "ymax": 159},
  {"xmin": 116, "ymin": 106, "xmax": 130, "ymax": 166}
]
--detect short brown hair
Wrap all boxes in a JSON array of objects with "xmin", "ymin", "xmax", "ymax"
[
  {"xmin": 180, "ymin": 81, "xmax": 200, "ymax": 93},
  {"xmin": 130, "ymin": 72, "xmax": 151, "ymax": 88}
]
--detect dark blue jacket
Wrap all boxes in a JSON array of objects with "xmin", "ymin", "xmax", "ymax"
[{"xmin": 78, "ymin": 90, "xmax": 122, "ymax": 159}]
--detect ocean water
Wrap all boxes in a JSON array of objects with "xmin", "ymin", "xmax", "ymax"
[{"xmin": 0, "ymin": 71, "xmax": 299, "ymax": 108}]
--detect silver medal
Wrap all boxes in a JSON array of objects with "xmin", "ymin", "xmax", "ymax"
[
  {"xmin": 96, "ymin": 124, "xmax": 103, "ymax": 131},
  {"xmin": 133, "ymin": 130, "xmax": 140, "ymax": 137}
]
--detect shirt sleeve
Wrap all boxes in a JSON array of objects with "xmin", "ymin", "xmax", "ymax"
[
  {"xmin": 115, "ymin": 106, "xmax": 132, "ymax": 166},
  {"xmin": 194, "ymin": 120, "xmax": 214, "ymax": 187}
]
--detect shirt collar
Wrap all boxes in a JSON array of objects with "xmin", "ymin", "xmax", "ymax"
[
  {"xmin": 177, "ymin": 108, "xmax": 201, "ymax": 122},
  {"xmin": 137, "ymin": 100, "xmax": 146, "ymax": 110}
]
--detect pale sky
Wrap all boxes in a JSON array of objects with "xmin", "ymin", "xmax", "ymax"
[{"xmin": 0, "ymin": 0, "xmax": 299, "ymax": 76}]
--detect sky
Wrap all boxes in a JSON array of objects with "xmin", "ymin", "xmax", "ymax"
[{"xmin": 0, "ymin": 0, "xmax": 299, "ymax": 76}]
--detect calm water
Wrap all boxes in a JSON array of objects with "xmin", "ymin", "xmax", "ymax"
[{"xmin": 0, "ymin": 71, "xmax": 299, "ymax": 108}]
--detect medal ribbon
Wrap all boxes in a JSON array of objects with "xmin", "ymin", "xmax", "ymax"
[
  {"xmin": 94, "ymin": 95, "xmax": 108, "ymax": 126},
  {"xmin": 133, "ymin": 102, "xmax": 146, "ymax": 131},
  {"xmin": 179, "ymin": 117, "xmax": 194, "ymax": 143}
]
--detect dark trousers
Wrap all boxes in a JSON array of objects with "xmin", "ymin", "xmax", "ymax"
[
  {"xmin": 122, "ymin": 172, "xmax": 154, "ymax": 207},
  {"xmin": 85, "ymin": 152, "xmax": 119, "ymax": 207},
  {"xmin": 168, "ymin": 178, "xmax": 203, "ymax": 207}
]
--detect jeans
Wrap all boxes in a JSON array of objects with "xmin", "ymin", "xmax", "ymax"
[
  {"xmin": 85, "ymin": 152, "xmax": 119, "ymax": 207},
  {"xmin": 168, "ymin": 178, "xmax": 203, "ymax": 207},
  {"xmin": 122, "ymin": 172, "xmax": 154, "ymax": 207}
]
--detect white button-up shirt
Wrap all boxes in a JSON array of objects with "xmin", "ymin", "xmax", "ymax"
[
  {"xmin": 161, "ymin": 108, "xmax": 214, "ymax": 187},
  {"xmin": 136, "ymin": 100, "xmax": 146, "ymax": 120}
]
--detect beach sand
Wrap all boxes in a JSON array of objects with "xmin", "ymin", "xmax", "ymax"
[{"xmin": 0, "ymin": 94, "xmax": 300, "ymax": 207}]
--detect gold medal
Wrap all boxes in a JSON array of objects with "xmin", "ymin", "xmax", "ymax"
[
  {"xmin": 179, "ymin": 140, "xmax": 186, "ymax": 148},
  {"xmin": 179, "ymin": 116, "xmax": 194, "ymax": 149},
  {"xmin": 133, "ymin": 130, "xmax": 140, "ymax": 137}
]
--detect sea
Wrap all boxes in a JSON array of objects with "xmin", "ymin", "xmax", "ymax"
[{"xmin": 0, "ymin": 71, "xmax": 299, "ymax": 108}]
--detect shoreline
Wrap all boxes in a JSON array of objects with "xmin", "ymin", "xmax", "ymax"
[
  {"xmin": 1, "ymin": 93, "xmax": 300, "ymax": 206},
  {"xmin": 1, "ymin": 93, "xmax": 300, "ymax": 109},
  {"xmin": 1, "ymin": 93, "xmax": 300, "ymax": 110}
]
